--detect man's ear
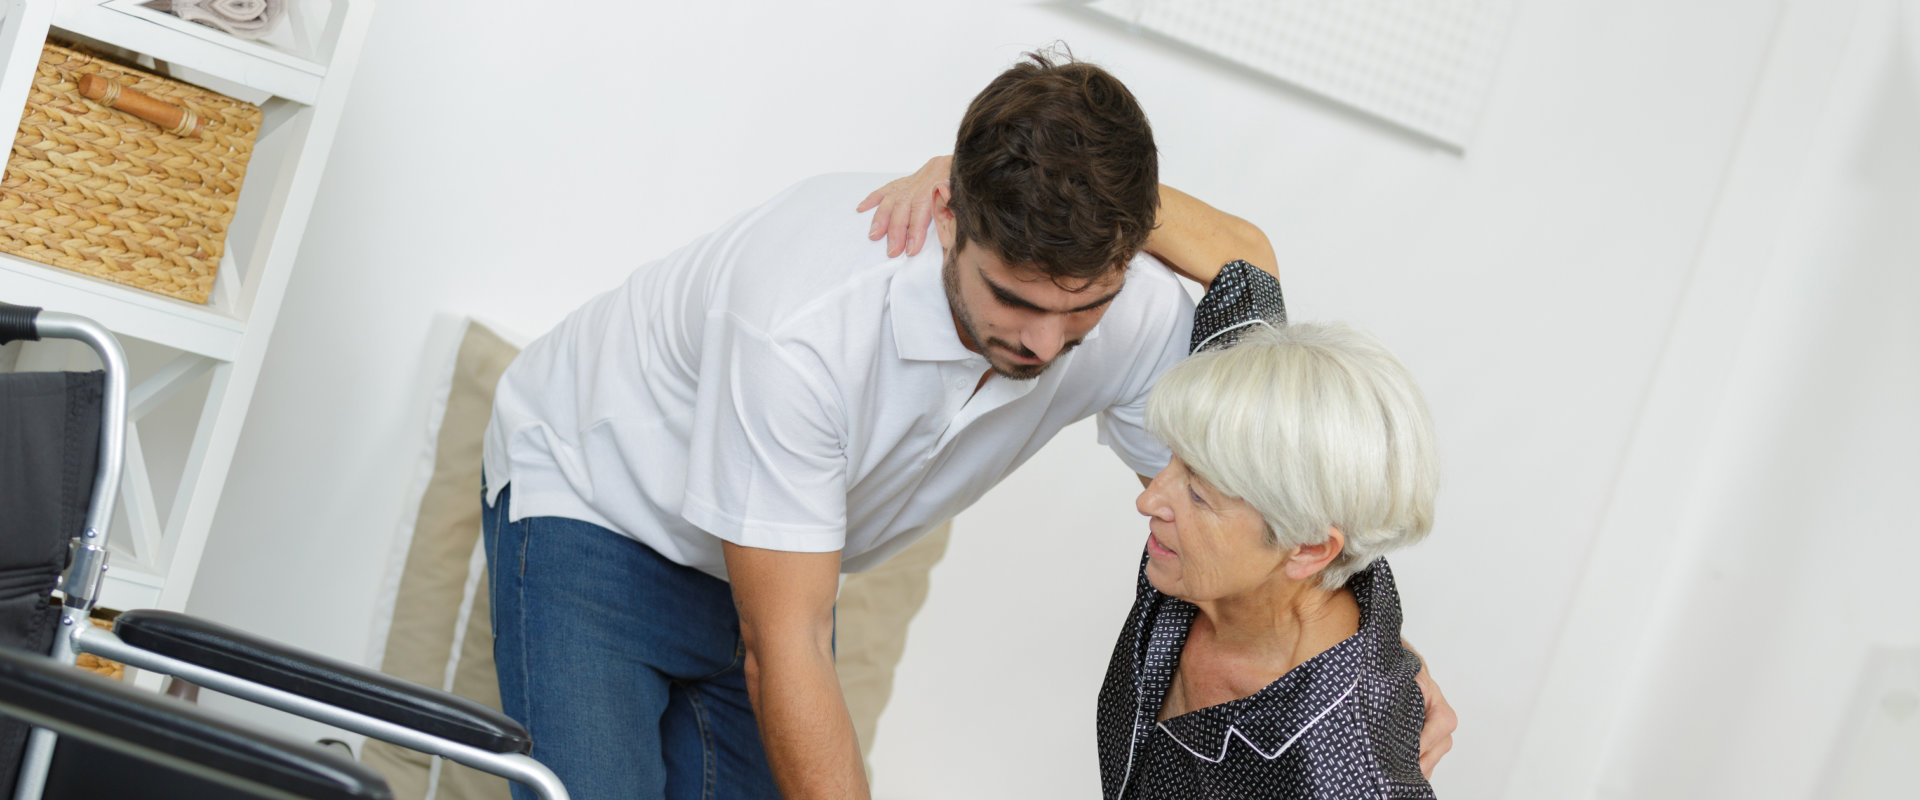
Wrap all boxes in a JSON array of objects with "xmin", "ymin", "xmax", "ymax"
[
  {"xmin": 1284, "ymin": 526, "xmax": 1346, "ymax": 582},
  {"xmin": 933, "ymin": 182, "xmax": 956, "ymax": 250}
]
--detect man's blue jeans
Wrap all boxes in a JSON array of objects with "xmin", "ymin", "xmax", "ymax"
[{"xmin": 483, "ymin": 485, "xmax": 780, "ymax": 800}]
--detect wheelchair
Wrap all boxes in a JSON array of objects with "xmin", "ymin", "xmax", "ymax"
[{"xmin": 1, "ymin": 302, "xmax": 568, "ymax": 799}]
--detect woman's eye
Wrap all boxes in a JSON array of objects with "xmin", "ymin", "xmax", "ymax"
[{"xmin": 1187, "ymin": 485, "xmax": 1206, "ymax": 507}]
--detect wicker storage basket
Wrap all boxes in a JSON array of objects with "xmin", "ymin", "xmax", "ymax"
[
  {"xmin": 76, "ymin": 616, "xmax": 125, "ymax": 681},
  {"xmin": 1, "ymin": 42, "xmax": 262, "ymax": 304}
]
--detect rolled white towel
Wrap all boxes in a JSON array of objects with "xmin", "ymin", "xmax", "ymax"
[{"xmin": 143, "ymin": 0, "xmax": 286, "ymax": 40}]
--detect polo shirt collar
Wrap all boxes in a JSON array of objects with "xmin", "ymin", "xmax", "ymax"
[{"xmin": 889, "ymin": 246, "xmax": 978, "ymax": 363}]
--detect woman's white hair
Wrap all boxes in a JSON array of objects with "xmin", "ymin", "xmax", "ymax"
[{"xmin": 1146, "ymin": 322, "xmax": 1439, "ymax": 589}]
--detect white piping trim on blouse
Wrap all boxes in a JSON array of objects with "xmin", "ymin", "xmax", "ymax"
[
  {"xmin": 1117, "ymin": 611, "xmax": 1156, "ymax": 800},
  {"xmin": 1155, "ymin": 671, "xmax": 1362, "ymax": 764},
  {"xmin": 1192, "ymin": 319, "xmax": 1278, "ymax": 353},
  {"xmin": 1118, "ymin": 690, "xmax": 1144, "ymax": 799}
]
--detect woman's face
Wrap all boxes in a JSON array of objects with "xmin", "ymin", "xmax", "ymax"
[{"xmin": 1136, "ymin": 456, "xmax": 1288, "ymax": 602}]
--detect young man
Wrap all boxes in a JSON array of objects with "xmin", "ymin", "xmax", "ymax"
[{"xmin": 482, "ymin": 54, "xmax": 1451, "ymax": 799}]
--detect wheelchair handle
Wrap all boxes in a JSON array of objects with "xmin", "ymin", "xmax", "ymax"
[
  {"xmin": 0, "ymin": 300, "xmax": 40, "ymax": 344},
  {"xmin": 8, "ymin": 307, "xmax": 130, "ymax": 615}
]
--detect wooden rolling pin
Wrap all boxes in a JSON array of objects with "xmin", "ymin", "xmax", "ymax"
[{"xmin": 77, "ymin": 73, "xmax": 202, "ymax": 137}]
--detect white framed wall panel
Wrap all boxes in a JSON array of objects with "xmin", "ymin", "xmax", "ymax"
[{"xmin": 1086, "ymin": 0, "xmax": 1513, "ymax": 148}]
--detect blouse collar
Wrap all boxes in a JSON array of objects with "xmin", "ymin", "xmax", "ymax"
[{"xmin": 1148, "ymin": 559, "xmax": 1404, "ymax": 762}]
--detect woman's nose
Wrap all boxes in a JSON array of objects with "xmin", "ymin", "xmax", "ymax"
[{"xmin": 1137, "ymin": 470, "xmax": 1172, "ymax": 519}]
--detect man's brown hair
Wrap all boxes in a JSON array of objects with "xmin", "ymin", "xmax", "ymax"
[{"xmin": 950, "ymin": 51, "xmax": 1159, "ymax": 286}]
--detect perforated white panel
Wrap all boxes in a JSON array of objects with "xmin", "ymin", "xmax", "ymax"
[{"xmin": 1086, "ymin": 0, "xmax": 1513, "ymax": 148}]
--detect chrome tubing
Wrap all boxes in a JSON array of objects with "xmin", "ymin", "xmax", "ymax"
[
  {"xmin": 31, "ymin": 311, "xmax": 128, "ymax": 616},
  {"xmin": 75, "ymin": 626, "xmax": 570, "ymax": 800}
]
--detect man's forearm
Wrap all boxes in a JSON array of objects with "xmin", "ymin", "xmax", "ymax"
[{"xmin": 744, "ymin": 641, "xmax": 869, "ymax": 799}]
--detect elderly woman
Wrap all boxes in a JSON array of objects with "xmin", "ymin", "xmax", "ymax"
[{"xmin": 1097, "ymin": 271, "xmax": 1439, "ymax": 798}]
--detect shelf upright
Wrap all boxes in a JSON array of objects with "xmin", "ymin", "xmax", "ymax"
[{"xmin": 0, "ymin": 0, "xmax": 375, "ymax": 617}]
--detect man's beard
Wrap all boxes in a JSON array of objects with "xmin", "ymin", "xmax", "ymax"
[{"xmin": 943, "ymin": 248, "xmax": 1079, "ymax": 381}]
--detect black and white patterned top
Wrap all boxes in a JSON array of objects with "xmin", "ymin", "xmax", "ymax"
[
  {"xmin": 1188, "ymin": 259, "xmax": 1287, "ymax": 354},
  {"xmin": 1095, "ymin": 261, "xmax": 1435, "ymax": 799}
]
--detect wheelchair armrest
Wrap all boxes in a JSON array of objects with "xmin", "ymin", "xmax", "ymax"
[
  {"xmin": 0, "ymin": 645, "xmax": 391, "ymax": 800},
  {"xmin": 112, "ymin": 610, "xmax": 531, "ymax": 755}
]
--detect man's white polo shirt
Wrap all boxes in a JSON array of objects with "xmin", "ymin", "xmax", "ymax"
[{"xmin": 483, "ymin": 173, "xmax": 1194, "ymax": 580}]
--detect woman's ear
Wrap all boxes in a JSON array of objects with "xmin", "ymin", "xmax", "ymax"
[
  {"xmin": 933, "ymin": 182, "xmax": 956, "ymax": 250},
  {"xmin": 1284, "ymin": 526, "xmax": 1346, "ymax": 581}
]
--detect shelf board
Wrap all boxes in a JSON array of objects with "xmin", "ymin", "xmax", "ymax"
[
  {"xmin": 0, "ymin": 252, "xmax": 244, "ymax": 360},
  {"xmin": 96, "ymin": 560, "xmax": 166, "ymax": 611},
  {"xmin": 52, "ymin": 0, "xmax": 325, "ymax": 104}
]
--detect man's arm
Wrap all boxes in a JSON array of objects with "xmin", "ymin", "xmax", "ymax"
[{"xmin": 722, "ymin": 542, "xmax": 868, "ymax": 799}]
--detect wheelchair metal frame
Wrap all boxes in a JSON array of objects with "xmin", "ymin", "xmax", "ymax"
[{"xmin": 9, "ymin": 309, "xmax": 567, "ymax": 800}]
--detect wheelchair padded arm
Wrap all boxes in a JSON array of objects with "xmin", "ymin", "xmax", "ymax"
[
  {"xmin": 113, "ymin": 610, "xmax": 532, "ymax": 755},
  {"xmin": 0, "ymin": 645, "xmax": 391, "ymax": 800}
]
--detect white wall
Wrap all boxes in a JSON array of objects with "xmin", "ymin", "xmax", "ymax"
[
  {"xmin": 176, "ymin": 1, "xmax": 1910, "ymax": 797},
  {"xmin": 1584, "ymin": 2, "xmax": 1920, "ymax": 797}
]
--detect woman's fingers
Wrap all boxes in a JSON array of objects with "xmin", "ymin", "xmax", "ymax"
[
  {"xmin": 884, "ymin": 184, "xmax": 913, "ymax": 257},
  {"xmin": 901, "ymin": 180, "xmax": 945, "ymax": 256},
  {"xmin": 863, "ymin": 186, "xmax": 902, "ymax": 244},
  {"xmin": 857, "ymin": 177, "xmax": 915, "ymax": 254},
  {"xmin": 1413, "ymin": 664, "xmax": 1458, "ymax": 779},
  {"xmin": 862, "ymin": 157, "xmax": 954, "ymax": 256},
  {"xmin": 1418, "ymin": 733, "xmax": 1453, "ymax": 779},
  {"xmin": 903, "ymin": 193, "xmax": 927, "ymax": 256}
]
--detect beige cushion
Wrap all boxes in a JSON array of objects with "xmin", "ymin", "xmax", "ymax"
[
  {"xmin": 837, "ymin": 522, "xmax": 951, "ymax": 770},
  {"xmin": 362, "ymin": 321, "xmax": 518, "ymax": 800}
]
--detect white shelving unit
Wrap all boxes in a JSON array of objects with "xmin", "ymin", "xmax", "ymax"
[{"xmin": 0, "ymin": 0, "xmax": 373, "ymax": 613}]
